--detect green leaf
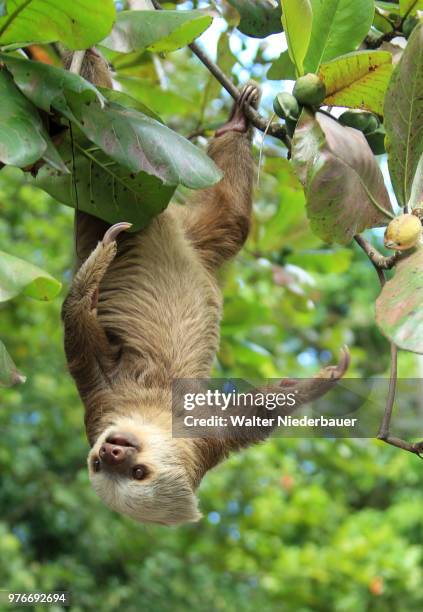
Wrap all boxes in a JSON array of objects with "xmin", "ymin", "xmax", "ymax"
[
  {"xmin": 0, "ymin": 249, "xmax": 61, "ymax": 302},
  {"xmin": 0, "ymin": 0, "xmax": 115, "ymax": 50},
  {"xmin": 99, "ymin": 86, "xmax": 162, "ymax": 122},
  {"xmin": 0, "ymin": 53, "xmax": 104, "ymax": 116},
  {"xmin": 267, "ymin": 50, "xmax": 297, "ymax": 81},
  {"xmin": 319, "ymin": 51, "xmax": 393, "ymax": 115},
  {"xmin": 292, "ymin": 110, "xmax": 393, "ymax": 244},
  {"xmin": 281, "ymin": 0, "xmax": 313, "ymax": 76},
  {"xmin": 0, "ymin": 340, "xmax": 26, "ymax": 387},
  {"xmin": 0, "ymin": 69, "xmax": 65, "ymax": 170},
  {"xmin": 384, "ymin": 24, "xmax": 423, "ymax": 205},
  {"xmin": 304, "ymin": 0, "xmax": 375, "ymax": 73},
  {"xmin": 115, "ymin": 76, "xmax": 192, "ymax": 117},
  {"xmin": 1, "ymin": 52, "xmax": 221, "ymax": 190},
  {"xmin": 31, "ymin": 136, "xmax": 175, "ymax": 231},
  {"xmin": 226, "ymin": 0, "xmax": 283, "ymax": 38},
  {"xmin": 399, "ymin": 0, "xmax": 423, "ymax": 16},
  {"xmin": 68, "ymin": 97, "xmax": 223, "ymax": 190},
  {"xmin": 376, "ymin": 247, "xmax": 423, "ymax": 353},
  {"xmin": 101, "ymin": 10, "xmax": 213, "ymax": 54}
]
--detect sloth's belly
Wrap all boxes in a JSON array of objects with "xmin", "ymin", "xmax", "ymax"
[{"xmin": 96, "ymin": 211, "xmax": 222, "ymax": 379}]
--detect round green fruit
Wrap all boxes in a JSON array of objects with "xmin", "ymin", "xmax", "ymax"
[
  {"xmin": 293, "ymin": 73, "xmax": 326, "ymax": 106},
  {"xmin": 365, "ymin": 128, "xmax": 386, "ymax": 155},
  {"xmin": 273, "ymin": 92, "xmax": 300, "ymax": 120},
  {"xmin": 338, "ymin": 110, "xmax": 379, "ymax": 134}
]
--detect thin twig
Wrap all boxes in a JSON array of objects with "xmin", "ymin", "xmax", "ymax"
[
  {"xmin": 354, "ymin": 235, "xmax": 401, "ymax": 270},
  {"xmin": 150, "ymin": 0, "xmax": 291, "ymax": 148},
  {"xmin": 355, "ymin": 233, "xmax": 423, "ymax": 457},
  {"xmin": 69, "ymin": 50, "xmax": 86, "ymax": 75},
  {"xmin": 377, "ymin": 342, "xmax": 398, "ymax": 439}
]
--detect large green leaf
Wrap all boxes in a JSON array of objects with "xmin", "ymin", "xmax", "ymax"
[
  {"xmin": 0, "ymin": 0, "xmax": 115, "ymax": 49},
  {"xmin": 226, "ymin": 0, "xmax": 283, "ymax": 38},
  {"xmin": 0, "ymin": 339, "xmax": 25, "ymax": 387},
  {"xmin": 115, "ymin": 76, "xmax": 192, "ymax": 117},
  {"xmin": 281, "ymin": 0, "xmax": 313, "ymax": 76},
  {"xmin": 0, "ymin": 53, "xmax": 104, "ymax": 116},
  {"xmin": 384, "ymin": 24, "xmax": 423, "ymax": 205},
  {"xmin": 68, "ymin": 97, "xmax": 223, "ymax": 189},
  {"xmin": 101, "ymin": 9, "xmax": 213, "ymax": 54},
  {"xmin": 1, "ymin": 53, "xmax": 222, "ymax": 190},
  {"xmin": 31, "ymin": 136, "xmax": 175, "ymax": 231},
  {"xmin": 376, "ymin": 247, "xmax": 423, "ymax": 353},
  {"xmin": 292, "ymin": 110, "xmax": 393, "ymax": 244},
  {"xmin": 0, "ymin": 249, "xmax": 61, "ymax": 302},
  {"xmin": 0, "ymin": 69, "xmax": 65, "ymax": 170},
  {"xmin": 304, "ymin": 0, "xmax": 375, "ymax": 73},
  {"xmin": 319, "ymin": 51, "xmax": 393, "ymax": 115}
]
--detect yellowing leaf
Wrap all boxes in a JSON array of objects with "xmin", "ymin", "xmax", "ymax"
[
  {"xmin": 319, "ymin": 51, "xmax": 393, "ymax": 115},
  {"xmin": 281, "ymin": 0, "xmax": 313, "ymax": 76}
]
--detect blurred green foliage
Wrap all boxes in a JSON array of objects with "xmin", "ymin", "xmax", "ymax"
[{"xmin": 1, "ymin": 1, "xmax": 423, "ymax": 610}]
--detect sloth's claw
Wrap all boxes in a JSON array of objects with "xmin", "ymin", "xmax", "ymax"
[
  {"xmin": 103, "ymin": 222, "xmax": 133, "ymax": 245},
  {"xmin": 216, "ymin": 82, "xmax": 261, "ymax": 137}
]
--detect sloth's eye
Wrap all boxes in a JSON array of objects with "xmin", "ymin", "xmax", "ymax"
[
  {"xmin": 93, "ymin": 457, "xmax": 101, "ymax": 473},
  {"xmin": 132, "ymin": 465, "xmax": 148, "ymax": 481}
]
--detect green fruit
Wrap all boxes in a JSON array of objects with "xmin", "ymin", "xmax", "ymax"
[
  {"xmin": 285, "ymin": 116, "xmax": 298, "ymax": 138},
  {"xmin": 403, "ymin": 16, "xmax": 419, "ymax": 38},
  {"xmin": 293, "ymin": 73, "xmax": 326, "ymax": 107},
  {"xmin": 365, "ymin": 127, "xmax": 386, "ymax": 155},
  {"xmin": 273, "ymin": 92, "xmax": 300, "ymax": 120},
  {"xmin": 338, "ymin": 110, "xmax": 379, "ymax": 134}
]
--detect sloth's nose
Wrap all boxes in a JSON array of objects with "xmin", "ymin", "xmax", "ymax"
[
  {"xmin": 106, "ymin": 432, "xmax": 139, "ymax": 449},
  {"xmin": 99, "ymin": 442, "xmax": 131, "ymax": 465}
]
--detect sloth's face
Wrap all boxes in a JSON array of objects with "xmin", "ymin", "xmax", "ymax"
[{"xmin": 87, "ymin": 417, "xmax": 201, "ymax": 525}]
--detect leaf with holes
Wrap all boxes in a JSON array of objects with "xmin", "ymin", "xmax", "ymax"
[
  {"xmin": 0, "ymin": 53, "xmax": 104, "ymax": 118},
  {"xmin": 0, "ymin": 69, "xmax": 65, "ymax": 170},
  {"xmin": 0, "ymin": 249, "xmax": 62, "ymax": 302},
  {"xmin": 0, "ymin": 0, "xmax": 115, "ymax": 49},
  {"xmin": 292, "ymin": 110, "xmax": 393, "ymax": 244},
  {"xmin": 68, "ymin": 97, "xmax": 223, "ymax": 189},
  {"xmin": 101, "ymin": 9, "xmax": 213, "ymax": 53},
  {"xmin": 0, "ymin": 340, "xmax": 26, "ymax": 387},
  {"xmin": 384, "ymin": 24, "xmax": 423, "ymax": 205},
  {"xmin": 304, "ymin": 0, "xmax": 375, "ymax": 73},
  {"xmin": 31, "ymin": 135, "xmax": 175, "ymax": 231},
  {"xmin": 318, "ymin": 51, "xmax": 393, "ymax": 115},
  {"xmin": 376, "ymin": 248, "xmax": 423, "ymax": 353},
  {"xmin": 226, "ymin": 0, "xmax": 282, "ymax": 38}
]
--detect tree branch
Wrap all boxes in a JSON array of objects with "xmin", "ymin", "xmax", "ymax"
[
  {"xmin": 150, "ymin": 0, "xmax": 291, "ymax": 149},
  {"xmin": 355, "ymin": 233, "xmax": 423, "ymax": 457},
  {"xmin": 354, "ymin": 235, "xmax": 401, "ymax": 270}
]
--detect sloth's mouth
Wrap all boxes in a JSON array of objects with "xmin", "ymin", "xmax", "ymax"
[{"xmin": 106, "ymin": 432, "xmax": 139, "ymax": 449}]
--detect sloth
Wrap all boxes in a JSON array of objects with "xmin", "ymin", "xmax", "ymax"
[{"xmin": 62, "ymin": 50, "xmax": 349, "ymax": 526}]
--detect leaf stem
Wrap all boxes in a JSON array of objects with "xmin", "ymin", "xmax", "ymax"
[{"xmin": 150, "ymin": 0, "xmax": 291, "ymax": 149}]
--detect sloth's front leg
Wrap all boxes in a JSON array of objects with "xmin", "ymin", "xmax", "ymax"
[{"xmin": 62, "ymin": 222, "xmax": 132, "ymax": 392}]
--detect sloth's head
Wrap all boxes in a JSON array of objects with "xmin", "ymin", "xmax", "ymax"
[{"xmin": 87, "ymin": 418, "xmax": 201, "ymax": 526}]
